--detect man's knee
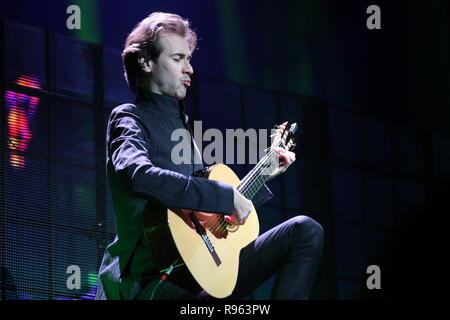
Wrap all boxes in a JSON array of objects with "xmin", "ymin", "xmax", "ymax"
[{"xmin": 289, "ymin": 215, "xmax": 324, "ymax": 246}]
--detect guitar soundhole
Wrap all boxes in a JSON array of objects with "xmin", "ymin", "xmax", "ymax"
[
  {"xmin": 202, "ymin": 215, "xmax": 241, "ymax": 238},
  {"xmin": 225, "ymin": 222, "xmax": 239, "ymax": 233}
]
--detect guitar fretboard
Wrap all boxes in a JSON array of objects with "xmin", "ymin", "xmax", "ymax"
[{"xmin": 237, "ymin": 141, "xmax": 283, "ymax": 200}]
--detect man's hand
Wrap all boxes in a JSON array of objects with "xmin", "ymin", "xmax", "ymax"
[
  {"xmin": 266, "ymin": 146, "xmax": 296, "ymax": 181},
  {"xmin": 266, "ymin": 122, "xmax": 296, "ymax": 181},
  {"xmin": 172, "ymin": 209, "xmax": 229, "ymax": 239},
  {"xmin": 231, "ymin": 188, "xmax": 253, "ymax": 225}
]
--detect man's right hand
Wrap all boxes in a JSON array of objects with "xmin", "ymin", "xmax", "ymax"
[{"xmin": 231, "ymin": 188, "xmax": 253, "ymax": 225}]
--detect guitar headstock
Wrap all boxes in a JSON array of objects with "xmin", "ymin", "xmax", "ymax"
[{"xmin": 277, "ymin": 122, "xmax": 298, "ymax": 152}]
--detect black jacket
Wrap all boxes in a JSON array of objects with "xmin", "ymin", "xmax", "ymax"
[{"xmin": 96, "ymin": 91, "xmax": 273, "ymax": 299}]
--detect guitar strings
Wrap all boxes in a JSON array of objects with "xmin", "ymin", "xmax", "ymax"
[
  {"xmin": 208, "ymin": 141, "xmax": 286, "ymax": 235},
  {"xmin": 225, "ymin": 126, "xmax": 291, "ymax": 197},
  {"xmin": 207, "ymin": 126, "xmax": 294, "ymax": 235},
  {"xmin": 209, "ymin": 145, "xmax": 281, "ymax": 234},
  {"xmin": 239, "ymin": 138, "xmax": 285, "ymax": 187},
  {"xmin": 239, "ymin": 132, "xmax": 291, "ymax": 192},
  {"xmin": 239, "ymin": 140, "xmax": 285, "ymax": 195}
]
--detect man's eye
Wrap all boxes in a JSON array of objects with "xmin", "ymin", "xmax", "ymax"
[{"xmin": 173, "ymin": 58, "xmax": 181, "ymax": 62}]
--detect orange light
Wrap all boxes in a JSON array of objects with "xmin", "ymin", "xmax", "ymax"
[{"xmin": 15, "ymin": 74, "xmax": 42, "ymax": 90}]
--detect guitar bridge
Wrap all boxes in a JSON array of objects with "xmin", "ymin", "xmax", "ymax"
[{"xmin": 189, "ymin": 213, "xmax": 222, "ymax": 266}]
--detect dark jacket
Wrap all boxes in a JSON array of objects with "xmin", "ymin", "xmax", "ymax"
[{"xmin": 96, "ymin": 91, "xmax": 273, "ymax": 300}]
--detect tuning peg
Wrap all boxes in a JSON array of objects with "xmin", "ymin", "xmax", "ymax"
[{"xmin": 290, "ymin": 123, "xmax": 298, "ymax": 134}]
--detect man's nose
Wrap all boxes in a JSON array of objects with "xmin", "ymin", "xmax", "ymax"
[{"xmin": 183, "ymin": 61, "xmax": 194, "ymax": 75}]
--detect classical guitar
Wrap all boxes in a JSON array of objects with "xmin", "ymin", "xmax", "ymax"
[{"xmin": 143, "ymin": 122, "xmax": 298, "ymax": 298}]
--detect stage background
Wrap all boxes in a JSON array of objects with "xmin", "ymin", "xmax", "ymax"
[{"xmin": 1, "ymin": 0, "xmax": 449, "ymax": 299}]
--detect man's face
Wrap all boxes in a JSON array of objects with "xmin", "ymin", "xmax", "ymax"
[{"xmin": 146, "ymin": 33, "xmax": 193, "ymax": 100}]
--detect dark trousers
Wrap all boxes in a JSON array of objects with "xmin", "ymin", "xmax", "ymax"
[{"xmin": 135, "ymin": 215, "xmax": 324, "ymax": 300}]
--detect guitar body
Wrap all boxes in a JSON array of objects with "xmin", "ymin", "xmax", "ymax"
[
  {"xmin": 143, "ymin": 163, "xmax": 259, "ymax": 298},
  {"xmin": 143, "ymin": 122, "xmax": 297, "ymax": 298}
]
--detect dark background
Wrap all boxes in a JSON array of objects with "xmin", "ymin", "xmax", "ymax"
[{"xmin": 1, "ymin": 0, "xmax": 449, "ymax": 299}]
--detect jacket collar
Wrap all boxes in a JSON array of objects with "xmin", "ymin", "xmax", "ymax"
[{"xmin": 135, "ymin": 91, "xmax": 185, "ymax": 117}]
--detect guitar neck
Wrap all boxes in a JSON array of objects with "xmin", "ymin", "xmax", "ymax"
[{"xmin": 236, "ymin": 142, "xmax": 281, "ymax": 200}]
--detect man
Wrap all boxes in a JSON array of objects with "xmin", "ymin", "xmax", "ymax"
[{"xmin": 95, "ymin": 12, "xmax": 323, "ymax": 300}]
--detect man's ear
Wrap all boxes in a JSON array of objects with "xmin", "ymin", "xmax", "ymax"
[{"xmin": 138, "ymin": 57, "xmax": 152, "ymax": 73}]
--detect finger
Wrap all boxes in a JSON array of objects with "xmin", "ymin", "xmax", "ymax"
[
  {"xmin": 286, "ymin": 151, "xmax": 296, "ymax": 162},
  {"xmin": 278, "ymin": 151, "xmax": 293, "ymax": 162},
  {"xmin": 279, "ymin": 149, "xmax": 295, "ymax": 161},
  {"xmin": 276, "ymin": 149, "xmax": 290, "ymax": 160},
  {"xmin": 290, "ymin": 153, "xmax": 296, "ymax": 162},
  {"xmin": 271, "ymin": 129, "xmax": 283, "ymax": 136}
]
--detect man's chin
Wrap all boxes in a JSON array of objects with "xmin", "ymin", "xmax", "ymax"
[
  {"xmin": 161, "ymin": 88, "xmax": 186, "ymax": 100},
  {"xmin": 174, "ymin": 90, "xmax": 187, "ymax": 100}
]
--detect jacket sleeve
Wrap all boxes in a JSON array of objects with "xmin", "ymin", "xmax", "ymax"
[{"xmin": 108, "ymin": 110, "xmax": 234, "ymax": 215}]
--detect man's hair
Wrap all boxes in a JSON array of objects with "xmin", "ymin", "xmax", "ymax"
[{"xmin": 122, "ymin": 12, "xmax": 197, "ymax": 93}]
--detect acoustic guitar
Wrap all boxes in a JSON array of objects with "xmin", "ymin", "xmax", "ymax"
[{"xmin": 143, "ymin": 122, "xmax": 298, "ymax": 298}]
